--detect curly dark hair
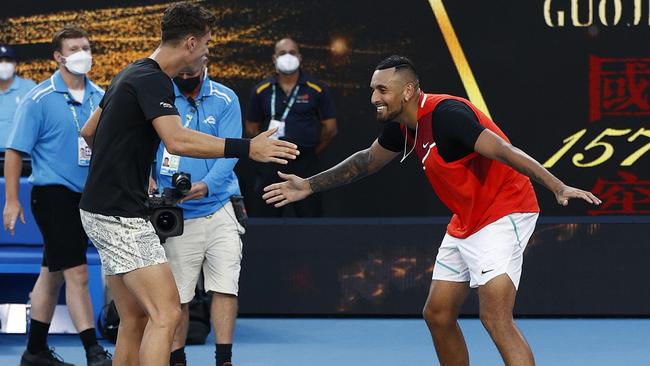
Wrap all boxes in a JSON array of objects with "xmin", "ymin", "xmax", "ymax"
[{"xmin": 161, "ymin": 2, "xmax": 217, "ymax": 44}]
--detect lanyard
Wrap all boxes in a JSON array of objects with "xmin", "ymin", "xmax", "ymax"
[
  {"xmin": 63, "ymin": 92, "xmax": 95, "ymax": 133},
  {"xmin": 184, "ymin": 98, "xmax": 203, "ymax": 128},
  {"xmin": 271, "ymin": 84, "xmax": 300, "ymax": 122}
]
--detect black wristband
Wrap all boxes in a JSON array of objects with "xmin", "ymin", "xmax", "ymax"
[{"xmin": 224, "ymin": 138, "xmax": 251, "ymax": 159}]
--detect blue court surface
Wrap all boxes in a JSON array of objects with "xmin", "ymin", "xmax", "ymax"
[{"xmin": 1, "ymin": 318, "xmax": 648, "ymax": 365}]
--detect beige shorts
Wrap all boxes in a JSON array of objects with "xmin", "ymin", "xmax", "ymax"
[
  {"xmin": 432, "ymin": 212, "xmax": 538, "ymax": 289},
  {"xmin": 163, "ymin": 202, "xmax": 245, "ymax": 303},
  {"xmin": 79, "ymin": 209, "xmax": 167, "ymax": 276}
]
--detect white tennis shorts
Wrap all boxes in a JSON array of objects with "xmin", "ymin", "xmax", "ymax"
[
  {"xmin": 432, "ymin": 212, "xmax": 538, "ymax": 289},
  {"xmin": 79, "ymin": 209, "xmax": 167, "ymax": 276}
]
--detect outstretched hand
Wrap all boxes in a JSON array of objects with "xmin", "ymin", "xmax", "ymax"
[
  {"xmin": 250, "ymin": 128, "xmax": 300, "ymax": 164},
  {"xmin": 555, "ymin": 185, "xmax": 602, "ymax": 206},
  {"xmin": 262, "ymin": 172, "xmax": 312, "ymax": 207}
]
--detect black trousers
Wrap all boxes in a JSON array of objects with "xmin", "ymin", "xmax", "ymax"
[{"xmin": 249, "ymin": 149, "xmax": 322, "ymax": 217}]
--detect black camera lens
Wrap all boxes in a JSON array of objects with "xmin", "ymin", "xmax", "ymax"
[
  {"xmin": 172, "ymin": 172, "xmax": 191, "ymax": 195},
  {"xmin": 150, "ymin": 206, "xmax": 184, "ymax": 240},
  {"xmin": 156, "ymin": 211, "xmax": 177, "ymax": 233}
]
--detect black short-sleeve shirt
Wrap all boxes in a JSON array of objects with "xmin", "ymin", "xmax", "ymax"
[
  {"xmin": 80, "ymin": 58, "xmax": 179, "ymax": 217},
  {"xmin": 378, "ymin": 99, "xmax": 485, "ymax": 162},
  {"xmin": 246, "ymin": 71, "xmax": 336, "ymax": 148}
]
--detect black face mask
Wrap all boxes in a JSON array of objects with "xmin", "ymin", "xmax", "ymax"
[{"xmin": 174, "ymin": 75, "xmax": 201, "ymax": 93}]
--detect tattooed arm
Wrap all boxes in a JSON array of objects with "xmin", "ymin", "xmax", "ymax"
[
  {"xmin": 263, "ymin": 139, "xmax": 399, "ymax": 207},
  {"xmin": 309, "ymin": 139, "xmax": 397, "ymax": 192},
  {"xmin": 474, "ymin": 129, "xmax": 601, "ymax": 206}
]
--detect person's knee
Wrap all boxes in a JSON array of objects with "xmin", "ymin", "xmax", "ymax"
[
  {"xmin": 169, "ymin": 304, "xmax": 182, "ymax": 325},
  {"xmin": 119, "ymin": 306, "xmax": 148, "ymax": 328},
  {"xmin": 62, "ymin": 265, "xmax": 89, "ymax": 288},
  {"xmin": 149, "ymin": 302, "xmax": 182, "ymax": 330},
  {"xmin": 36, "ymin": 270, "xmax": 65, "ymax": 295},
  {"xmin": 119, "ymin": 311, "xmax": 148, "ymax": 335},
  {"xmin": 422, "ymin": 301, "xmax": 457, "ymax": 330},
  {"xmin": 479, "ymin": 309, "xmax": 513, "ymax": 334}
]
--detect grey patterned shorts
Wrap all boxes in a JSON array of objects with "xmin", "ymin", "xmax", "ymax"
[{"xmin": 79, "ymin": 209, "xmax": 167, "ymax": 275}]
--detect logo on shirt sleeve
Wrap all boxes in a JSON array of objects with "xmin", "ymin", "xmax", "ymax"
[{"xmin": 159, "ymin": 101, "xmax": 174, "ymax": 109}]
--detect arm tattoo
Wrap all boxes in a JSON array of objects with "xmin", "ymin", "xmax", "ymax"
[{"xmin": 308, "ymin": 149, "xmax": 372, "ymax": 193}]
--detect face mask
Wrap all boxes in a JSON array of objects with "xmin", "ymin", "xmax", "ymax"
[
  {"xmin": 275, "ymin": 54, "xmax": 300, "ymax": 74},
  {"xmin": 174, "ymin": 74, "xmax": 202, "ymax": 93},
  {"xmin": 0, "ymin": 61, "xmax": 15, "ymax": 80},
  {"xmin": 63, "ymin": 51, "xmax": 92, "ymax": 75}
]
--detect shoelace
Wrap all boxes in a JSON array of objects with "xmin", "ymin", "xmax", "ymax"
[
  {"xmin": 46, "ymin": 347, "xmax": 65, "ymax": 362},
  {"xmin": 93, "ymin": 349, "xmax": 113, "ymax": 360},
  {"xmin": 102, "ymin": 350, "xmax": 113, "ymax": 359}
]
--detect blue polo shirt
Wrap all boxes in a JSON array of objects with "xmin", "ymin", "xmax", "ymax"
[
  {"xmin": 247, "ymin": 71, "xmax": 335, "ymax": 148},
  {"xmin": 156, "ymin": 78, "xmax": 242, "ymax": 219},
  {"xmin": 6, "ymin": 70, "xmax": 104, "ymax": 192},
  {"xmin": 0, "ymin": 75, "xmax": 36, "ymax": 151}
]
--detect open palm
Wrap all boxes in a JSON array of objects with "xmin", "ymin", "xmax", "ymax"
[{"xmin": 263, "ymin": 172, "xmax": 312, "ymax": 207}]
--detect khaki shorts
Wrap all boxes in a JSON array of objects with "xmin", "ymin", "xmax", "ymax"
[
  {"xmin": 432, "ymin": 212, "xmax": 538, "ymax": 289},
  {"xmin": 163, "ymin": 202, "xmax": 245, "ymax": 303},
  {"xmin": 79, "ymin": 209, "xmax": 167, "ymax": 276}
]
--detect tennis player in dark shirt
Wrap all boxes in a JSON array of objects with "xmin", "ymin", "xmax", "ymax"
[{"xmin": 77, "ymin": 3, "xmax": 298, "ymax": 365}]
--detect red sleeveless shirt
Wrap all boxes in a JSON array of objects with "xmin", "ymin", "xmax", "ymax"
[{"xmin": 402, "ymin": 93, "xmax": 539, "ymax": 238}]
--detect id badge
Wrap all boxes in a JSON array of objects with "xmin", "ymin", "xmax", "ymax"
[
  {"xmin": 267, "ymin": 119, "xmax": 285, "ymax": 139},
  {"xmin": 78, "ymin": 137, "xmax": 91, "ymax": 166},
  {"xmin": 160, "ymin": 148, "xmax": 181, "ymax": 176}
]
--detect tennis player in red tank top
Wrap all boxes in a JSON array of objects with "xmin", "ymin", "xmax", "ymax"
[{"xmin": 262, "ymin": 56, "xmax": 601, "ymax": 366}]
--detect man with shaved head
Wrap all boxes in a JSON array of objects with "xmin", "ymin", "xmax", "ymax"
[
  {"xmin": 245, "ymin": 37, "xmax": 337, "ymax": 217},
  {"xmin": 262, "ymin": 55, "xmax": 601, "ymax": 366}
]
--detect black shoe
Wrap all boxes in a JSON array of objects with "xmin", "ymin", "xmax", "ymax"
[
  {"xmin": 19, "ymin": 348, "xmax": 74, "ymax": 366},
  {"xmin": 85, "ymin": 345, "xmax": 112, "ymax": 366}
]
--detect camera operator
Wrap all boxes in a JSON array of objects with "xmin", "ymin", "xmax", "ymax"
[
  {"xmin": 77, "ymin": 3, "xmax": 299, "ymax": 365},
  {"xmin": 152, "ymin": 60, "xmax": 244, "ymax": 366}
]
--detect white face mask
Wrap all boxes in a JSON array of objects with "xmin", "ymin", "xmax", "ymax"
[
  {"xmin": 275, "ymin": 54, "xmax": 300, "ymax": 74},
  {"xmin": 0, "ymin": 61, "xmax": 15, "ymax": 80},
  {"xmin": 63, "ymin": 50, "xmax": 92, "ymax": 75}
]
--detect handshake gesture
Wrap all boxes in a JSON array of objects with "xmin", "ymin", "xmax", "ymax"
[{"xmin": 249, "ymin": 128, "xmax": 300, "ymax": 164}]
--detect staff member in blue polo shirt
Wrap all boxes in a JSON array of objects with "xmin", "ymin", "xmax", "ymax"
[
  {"xmin": 245, "ymin": 37, "xmax": 337, "ymax": 217},
  {"xmin": 154, "ymin": 60, "xmax": 244, "ymax": 366},
  {"xmin": 0, "ymin": 45, "xmax": 36, "ymax": 156},
  {"xmin": 3, "ymin": 27, "xmax": 111, "ymax": 366}
]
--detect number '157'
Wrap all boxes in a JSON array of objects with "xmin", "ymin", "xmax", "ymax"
[{"xmin": 543, "ymin": 128, "xmax": 650, "ymax": 168}]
